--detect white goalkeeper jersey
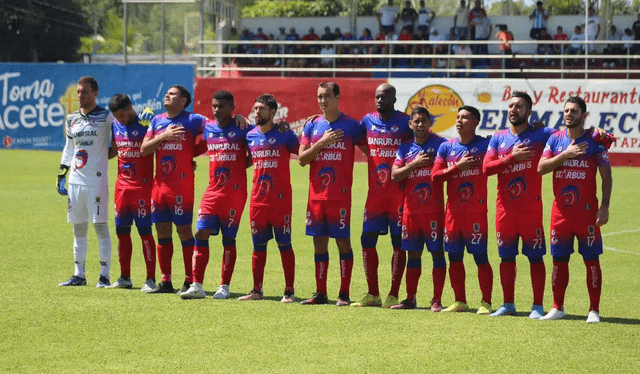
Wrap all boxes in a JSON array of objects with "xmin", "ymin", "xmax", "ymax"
[{"xmin": 61, "ymin": 106, "xmax": 114, "ymax": 186}]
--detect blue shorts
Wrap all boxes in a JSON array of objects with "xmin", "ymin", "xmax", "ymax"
[
  {"xmin": 250, "ymin": 205, "xmax": 292, "ymax": 245},
  {"xmin": 444, "ymin": 211, "xmax": 488, "ymax": 254},
  {"xmin": 550, "ymin": 206, "xmax": 603, "ymax": 258},
  {"xmin": 151, "ymin": 184, "xmax": 194, "ymax": 226},
  {"xmin": 401, "ymin": 212, "xmax": 444, "ymax": 252},
  {"xmin": 495, "ymin": 208, "xmax": 546, "ymax": 258},
  {"xmin": 114, "ymin": 186, "xmax": 152, "ymax": 227},
  {"xmin": 362, "ymin": 194, "xmax": 403, "ymax": 237},
  {"xmin": 305, "ymin": 200, "xmax": 351, "ymax": 239}
]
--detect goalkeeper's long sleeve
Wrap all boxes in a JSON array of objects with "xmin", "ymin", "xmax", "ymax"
[{"xmin": 60, "ymin": 130, "xmax": 73, "ymax": 168}]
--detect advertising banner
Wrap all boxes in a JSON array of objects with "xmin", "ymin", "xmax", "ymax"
[{"xmin": 0, "ymin": 63, "xmax": 194, "ymax": 151}]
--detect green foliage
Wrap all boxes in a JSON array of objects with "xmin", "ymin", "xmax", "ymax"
[{"xmin": 242, "ymin": 0, "xmax": 379, "ymax": 17}]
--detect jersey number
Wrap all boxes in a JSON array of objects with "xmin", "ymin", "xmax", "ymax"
[{"xmin": 471, "ymin": 233, "xmax": 482, "ymax": 245}]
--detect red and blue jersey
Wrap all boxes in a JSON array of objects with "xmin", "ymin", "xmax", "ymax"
[
  {"xmin": 247, "ymin": 126, "xmax": 300, "ymax": 207},
  {"xmin": 432, "ymin": 135, "xmax": 490, "ymax": 214},
  {"xmin": 301, "ymin": 113, "xmax": 366, "ymax": 202},
  {"xmin": 113, "ymin": 116, "xmax": 154, "ymax": 189},
  {"xmin": 483, "ymin": 126, "xmax": 555, "ymax": 212},
  {"xmin": 144, "ymin": 111, "xmax": 207, "ymax": 187},
  {"xmin": 202, "ymin": 119, "xmax": 253, "ymax": 200},
  {"xmin": 393, "ymin": 133, "xmax": 447, "ymax": 215},
  {"xmin": 542, "ymin": 129, "xmax": 610, "ymax": 214},
  {"xmin": 361, "ymin": 110, "xmax": 412, "ymax": 198}
]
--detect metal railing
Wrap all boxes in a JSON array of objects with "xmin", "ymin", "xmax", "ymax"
[{"xmin": 194, "ymin": 39, "xmax": 640, "ymax": 79}]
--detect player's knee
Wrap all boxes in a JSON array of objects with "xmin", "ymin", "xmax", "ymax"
[
  {"xmin": 93, "ymin": 223, "xmax": 110, "ymax": 240},
  {"xmin": 116, "ymin": 226, "xmax": 132, "ymax": 236},
  {"xmin": 391, "ymin": 235, "xmax": 402, "ymax": 248},
  {"xmin": 473, "ymin": 253, "xmax": 489, "ymax": 265},
  {"xmin": 553, "ymin": 255, "xmax": 571, "ymax": 263},
  {"xmin": 361, "ymin": 233, "xmax": 378, "ymax": 248},
  {"xmin": 502, "ymin": 256, "xmax": 516, "ymax": 263},
  {"xmin": 448, "ymin": 252, "xmax": 464, "ymax": 263},
  {"xmin": 278, "ymin": 243, "xmax": 292, "ymax": 252},
  {"xmin": 222, "ymin": 237, "xmax": 236, "ymax": 247},
  {"xmin": 176, "ymin": 225, "xmax": 193, "ymax": 241},
  {"xmin": 335, "ymin": 238, "xmax": 352, "ymax": 253},
  {"xmin": 136, "ymin": 225, "xmax": 152, "ymax": 236},
  {"xmin": 73, "ymin": 222, "xmax": 89, "ymax": 237},
  {"xmin": 433, "ymin": 256, "xmax": 447, "ymax": 269},
  {"xmin": 528, "ymin": 256, "xmax": 543, "ymax": 264}
]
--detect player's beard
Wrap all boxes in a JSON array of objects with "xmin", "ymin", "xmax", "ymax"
[
  {"xmin": 255, "ymin": 117, "xmax": 269, "ymax": 126},
  {"xmin": 509, "ymin": 114, "xmax": 527, "ymax": 128},
  {"xmin": 565, "ymin": 118, "xmax": 582, "ymax": 128}
]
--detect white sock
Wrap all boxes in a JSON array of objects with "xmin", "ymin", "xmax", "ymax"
[
  {"xmin": 73, "ymin": 223, "xmax": 88, "ymax": 278},
  {"xmin": 94, "ymin": 223, "xmax": 111, "ymax": 278}
]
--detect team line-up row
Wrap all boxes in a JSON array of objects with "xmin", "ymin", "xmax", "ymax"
[{"xmin": 56, "ymin": 77, "xmax": 613, "ymax": 323}]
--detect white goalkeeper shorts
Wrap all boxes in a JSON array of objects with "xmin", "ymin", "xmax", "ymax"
[{"xmin": 67, "ymin": 182, "xmax": 109, "ymax": 224}]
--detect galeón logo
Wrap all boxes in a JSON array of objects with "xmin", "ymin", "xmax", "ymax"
[{"xmin": 405, "ymin": 85, "xmax": 463, "ymax": 133}]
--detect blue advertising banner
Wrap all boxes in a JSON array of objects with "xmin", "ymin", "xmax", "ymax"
[{"xmin": 0, "ymin": 63, "xmax": 194, "ymax": 151}]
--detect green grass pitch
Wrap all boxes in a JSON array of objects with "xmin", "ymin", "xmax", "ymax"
[{"xmin": 1, "ymin": 149, "xmax": 639, "ymax": 373}]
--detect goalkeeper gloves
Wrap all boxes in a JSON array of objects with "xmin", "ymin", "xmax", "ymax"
[
  {"xmin": 57, "ymin": 164, "xmax": 69, "ymax": 195},
  {"xmin": 139, "ymin": 107, "xmax": 154, "ymax": 126}
]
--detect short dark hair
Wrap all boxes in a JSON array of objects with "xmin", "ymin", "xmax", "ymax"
[
  {"xmin": 565, "ymin": 96, "xmax": 586, "ymax": 114},
  {"xmin": 170, "ymin": 84, "xmax": 191, "ymax": 109},
  {"xmin": 411, "ymin": 106, "xmax": 431, "ymax": 119},
  {"xmin": 458, "ymin": 105, "xmax": 481, "ymax": 121},
  {"xmin": 212, "ymin": 90, "xmax": 234, "ymax": 104},
  {"xmin": 318, "ymin": 81, "xmax": 340, "ymax": 96},
  {"xmin": 512, "ymin": 91, "xmax": 533, "ymax": 110},
  {"xmin": 255, "ymin": 94, "xmax": 278, "ymax": 110},
  {"xmin": 536, "ymin": 1, "xmax": 543, "ymax": 6},
  {"xmin": 109, "ymin": 94, "xmax": 131, "ymax": 113},
  {"xmin": 78, "ymin": 76, "xmax": 98, "ymax": 92}
]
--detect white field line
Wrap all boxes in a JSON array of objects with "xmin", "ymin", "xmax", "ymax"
[{"xmin": 600, "ymin": 229, "xmax": 640, "ymax": 255}]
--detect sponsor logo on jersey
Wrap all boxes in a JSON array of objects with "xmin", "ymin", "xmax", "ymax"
[
  {"xmin": 74, "ymin": 149, "xmax": 88, "ymax": 169},
  {"xmin": 559, "ymin": 185, "xmax": 579, "ymax": 208},
  {"xmin": 121, "ymin": 163, "xmax": 136, "ymax": 179},
  {"xmin": 214, "ymin": 167, "xmax": 231, "ymax": 186},
  {"xmin": 374, "ymin": 163, "xmax": 391, "ymax": 186},
  {"xmin": 318, "ymin": 166, "xmax": 336, "ymax": 189},
  {"xmin": 257, "ymin": 175, "xmax": 273, "ymax": 196},
  {"xmin": 457, "ymin": 182, "xmax": 474, "ymax": 202},
  {"xmin": 160, "ymin": 155, "xmax": 176, "ymax": 175},
  {"xmin": 411, "ymin": 182, "xmax": 432, "ymax": 203},
  {"xmin": 506, "ymin": 176, "xmax": 526, "ymax": 198}
]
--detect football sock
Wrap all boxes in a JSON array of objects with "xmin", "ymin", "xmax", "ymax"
[
  {"xmin": 278, "ymin": 243, "xmax": 295, "ymax": 292},
  {"xmin": 252, "ymin": 244, "xmax": 267, "ymax": 292},
  {"xmin": 500, "ymin": 260, "xmax": 517, "ymax": 304},
  {"xmin": 529, "ymin": 260, "xmax": 546, "ymax": 306},
  {"xmin": 432, "ymin": 256, "xmax": 446, "ymax": 301},
  {"xmin": 193, "ymin": 239, "xmax": 209, "ymax": 284},
  {"xmin": 221, "ymin": 237, "xmax": 237, "ymax": 285},
  {"xmin": 140, "ymin": 234, "xmax": 156, "ymax": 280},
  {"xmin": 181, "ymin": 238, "xmax": 195, "ymax": 283},
  {"xmin": 94, "ymin": 223, "xmax": 111, "ymax": 278},
  {"xmin": 339, "ymin": 251, "xmax": 354, "ymax": 295},
  {"xmin": 157, "ymin": 237, "xmax": 173, "ymax": 282},
  {"xmin": 116, "ymin": 226, "xmax": 133, "ymax": 278},
  {"xmin": 477, "ymin": 262, "xmax": 493, "ymax": 304},
  {"xmin": 551, "ymin": 259, "xmax": 570, "ymax": 310},
  {"xmin": 389, "ymin": 246, "xmax": 406, "ymax": 298},
  {"xmin": 584, "ymin": 259, "xmax": 602, "ymax": 312},
  {"xmin": 448, "ymin": 261, "xmax": 467, "ymax": 303},
  {"xmin": 405, "ymin": 258, "xmax": 422, "ymax": 300},
  {"xmin": 72, "ymin": 223, "xmax": 89, "ymax": 278},
  {"xmin": 315, "ymin": 252, "xmax": 329, "ymax": 295},
  {"xmin": 362, "ymin": 247, "xmax": 380, "ymax": 296}
]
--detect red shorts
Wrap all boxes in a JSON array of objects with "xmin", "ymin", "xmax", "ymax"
[
  {"xmin": 495, "ymin": 209, "xmax": 546, "ymax": 258},
  {"xmin": 151, "ymin": 183, "xmax": 194, "ymax": 226},
  {"xmin": 250, "ymin": 204, "xmax": 292, "ymax": 245},
  {"xmin": 444, "ymin": 211, "xmax": 488, "ymax": 254},
  {"xmin": 401, "ymin": 212, "xmax": 444, "ymax": 252},
  {"xmin": 114, "ymin": 186, "xmax": 152, "ymax": 227},
  {"xmin": 196, "ymin": 191, "xmax": 247, "ymax": 237},
  {"xmin": 305, "ymin": 200, "xmax": 351, "ymax": 239},
  {"xmin": 550, "ymin": 206, "xmax": 603, "ymax": 258},
  {"xmin": 363, "ymin": 194, "xmax": 403, "ymax": 236}
]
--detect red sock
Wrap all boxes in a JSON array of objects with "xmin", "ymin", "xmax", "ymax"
[
  {"xmin": 551, "ymin": 260, "xmax": 569, "ymax": 310},
  {"xmin": 193, "ymin": 241, "xmax": 209, "ymax": 284},
  {"xmin": 252, "ymin": 249, "xmax": 267, "ymax": 292},
  {"xmin": 477, "ymin": 262, "xmax": 493, "ymax": 304},
  {"xmin": 279, "ymin": 246, "xmax": 295, "ymax": 291},
  {"xmin": 339, "ymin": 252, "xmax": 354, "ymax": 295},
  {"xmin": 221, "ymin": 245, "xmax": 237, "ymax": 285},
  {"xmin": 449, "ymin": 261, "xmax": 466, "ymax": 303},
  {"xmin": 405, "ymin": 266, "xmax": 422, "ymax": 300},
  {"xmin": 389, "ymin": 247, "xmax": 406, "ymax": 298},
  {"xmin": 500, "ymin": 261, "xmax": 517, "ymax": 304},
  {"xmin": 432, "ymin": 266, "xmax": 446, "ymax": 301},
  {"xmin": 584, "ymin": 260, "xmax": 602, "ymax": 312},
  {"xmin": 315, "ymin": 253, "xmax": 329, "ymax": 295},
  {"xmin": 140, "ymin": 234, "xmax": 156, "ymax": 280},
  {"xmin": 362, "ymin": 247, "xmax": 380, "ymax": 296},
  {"xmin": 181, "ymin": 240, "xmax": 194, "ymax": 283},
  {"xmin": 117, "ymin": 233, "xmax": 133, "ymax": 277},
  {"xmin": 530, "ymin": 261, "xmax": 546, "ymax": 306},
  {"xmin": 157, "ymin": 239, "xmax": 173, "ymax": 282}
]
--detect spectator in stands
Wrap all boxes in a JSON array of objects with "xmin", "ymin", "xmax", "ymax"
[
  {"xmin": 417, "ymin": 0, "xmax": 435, "ymax": 38},
  {"xmin": 400, "ymin": 1, "xmax": 418, "ymax": 34},
  {"xmin": 321, "ymin": 26, "xmax": 335, "ymax": 42},
  {"xmin": 266, "ymin": 34, "xmax": 278, "ymax": 65},
  {"xmin": 252, "ymin": 27, "xmax": 268, "ymax": 64},
  {"xmin": 431, "ymin": 28, "xmax": 449, "ymax": 74},
  {"xmin": 454, "ymin": 0, "xmax": 469, "ymax": 40},
  {"xmin": 396, "ymin": 26, "xmax": 413, "ymax": 66},
  {"xmin": 582, "ymin": 6, "xmax": 601, "ymax": 54},
  {"xmin": 378, "ymin": 0, "xmax": 400, "ymax": 33},
  {"xmin": 320, "ymin": 44, "xmax": 335, "ymax": 67},
  {"xmin": 469, "ymin": 0, "xmax": 487, "ymax": 41},
  {"xmin": 276, "ymin": 27, "xmax": 287, "ymax": 56},
  {"xmin": 473, "ymin": 13, "xmax": 492, "ymax": 60},
  {"xmin": 529, "ymin": 1, "xmax": 549, "ymax": 40},
  {"xmin": 568, "ymin": 25, "xmax": 585, "ymax": 65},
  {"xmin": 622, "ymin": 27, "xmax": 634, "ymax": 55},
  {"xmin": 339, "ymin": 29, "xmax": 357, "ymax": 57},
  {"xmin": 535, "ymin": 28, "xmax": 553, "ymax": 65},
  {"xmin": 411, "ymin": 27, "xmax": 431, "ymax": 67},
  {"xmin": 603, "ymin": 25, "xmax": 622, "ymax": 67},
  {"xmin": 227, "ymin": 27, "xmax": 240, "ymax": 55},
  {"xmin": 359, "ymin": 28, "xmax": 375, "ymax": 65},
  {"xmin": 496, "ymin": 24, "xmax": 514, "ymax": 74},
  {"xmin": 303, "ymin": 27, "xmax": 320, "ymax": 54},
  {"xmin": 632, "ymin": 14, "xmax": 640, "ymax": 53},
  {"xmin": 450, "ymin": 42, "xmax": 473, "ymax": 77},
  {"xmin": 553, "ymin": 25, "xmax": 567, "ymax": 57},
  {"xmin": 239, "ymin": 28, "xmax": 253, "ymax": 64},
  {"xmin": 286, "ymin": 27, "xmax": 300, "ymax": 54},
  {"xmin": 334, "ymin": 28, "xmax": 343, "ymax": 40}
]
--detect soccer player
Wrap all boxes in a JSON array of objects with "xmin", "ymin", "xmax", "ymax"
[
  {"xmin": 180, "ymin": 91, "xmax": 253, "ymax": 299},
  {"xmin": 107, "ymin": 94, "xmax": 157, "ymax": 292},
  {"xmin": 140, "ymin": 85, "xmax": 207, "ymax": 294},
  {"xmin": 354, "ymin": 83, "xmax": 413, "ymax": 308},
  {"xmin": 389, "ymin": 106, "xmax": 447, "ymax": 310},
  {"xmin": 432, "ymin": 105, "xmax": 494, "ymax": 314},
  {"xmin": 57, "ymin": 76, "xmax": 114, "ymax": 288},
  {"xmin": 538, "ymin": 96, "xmax": 612, "ymax": 323},
  {"xmin": 298, "ymin": 81, "xmax": 366, "ymax": 306},
  {"xmin": 482, "ymin": 91, "xmax": 550, "ymax": 318},
  {"xmin": 239, "ymin": 94, "xmax": 299, "ymax": 303}
]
